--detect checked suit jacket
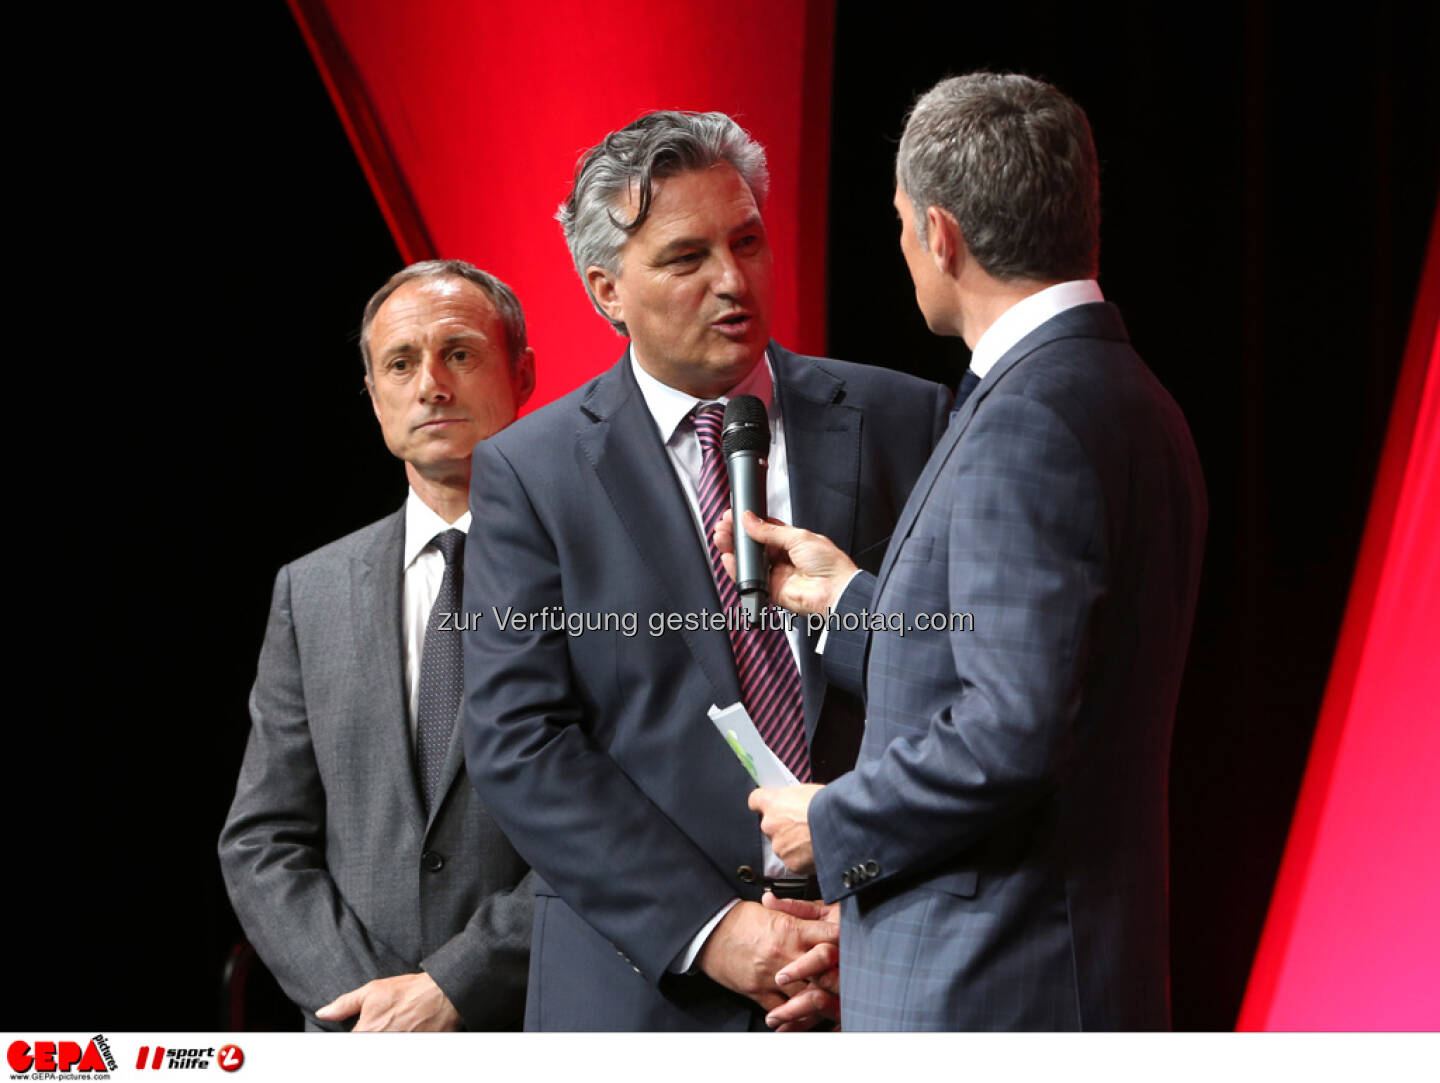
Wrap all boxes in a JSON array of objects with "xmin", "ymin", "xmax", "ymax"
[
  {"xmin": 462, "ymin": 343, "xmax": 950, "ymax": 1030},
  {"xmin": 219, "ymin": 507, "xmax": 533, "ymax": 1030},
  {"xmin": 811, "ymin": 303, "xmax": 1208, "ymax": 1030}
]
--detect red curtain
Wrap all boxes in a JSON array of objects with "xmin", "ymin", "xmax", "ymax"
[
  {"xmin": 1240, "ymin": 203, "xmax": 1440, "ymax": 1029},
  {"xmin": 288, "ymin": 0, "xmax": 834, "ymax": 412}
]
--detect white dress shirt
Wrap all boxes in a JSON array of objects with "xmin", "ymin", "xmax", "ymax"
[
  {"xmin": 402, "ymin": 489, "xmax": 472, "ymax": 739},
  {"xmin": 629, "ymin": 350, "xmax": 807, "ymax": 669},
  {"xmin": 968, "ymin": 279, "xmax": 1104, "ymax": 377},
  {"xmin": 630, "ymin": 348, "xmax": 807, "ymax": 970}
]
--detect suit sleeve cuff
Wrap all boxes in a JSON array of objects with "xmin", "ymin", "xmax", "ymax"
[
  {"xmin": 814, "ymin": 569, "xmax": 865, "ymax": 655},
  {"xmin": 418, "ymin": 872, "xmax": 534, "ymax": 1029},
  {"xmin": 810, "ymin": 780, "xmax": 856, "ymax": 901},
  {"xmin": 669, "ymin": 898, "xmax": 740, "ymax": 974},
  {"xmin": 819, "ymin": 571, "xmax": 876, "ymax": 697}
]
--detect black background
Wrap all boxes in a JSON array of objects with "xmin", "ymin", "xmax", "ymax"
[{"xmin": 12, "ymin": 3, "xmax": 1436, "ymax": 1031}]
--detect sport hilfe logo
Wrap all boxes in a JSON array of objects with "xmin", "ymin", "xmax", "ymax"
[
  {"xmin": 7, "ymin": 1036, "xmax": 118, "ymax": 1074},
  {"xmin": 132, "ymin": 1044, "xmax": 243, "ymax": 1072}
]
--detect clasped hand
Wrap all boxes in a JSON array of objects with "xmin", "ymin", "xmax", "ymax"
[{"xmin": 697, "ymin": 893, "xmax": 841, "ymax": 1030}]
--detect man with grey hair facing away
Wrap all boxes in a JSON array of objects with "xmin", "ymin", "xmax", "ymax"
[
  {"xmin": 725, "ymin": 73, "xmax": 1207, "ymax": 1029},
  {"xmin": 220, "ymin": 260, "xmax": 536, "ymax": 1030},
  {"xmin": 462, "ymin": 110, "xmax": 951, "ymax": 1030}
]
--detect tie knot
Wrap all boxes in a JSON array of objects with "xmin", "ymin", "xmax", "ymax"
[
  {"xmin": 431, "ymin": 528, "xmax": 465, "ymax": 566},
  {"xmin": 693, "ymin": 404, "xmax": 724, "ymax": 454},
  {"xmin": 949, "ymin": 368, "xmax": 982, "ymax": 426}
]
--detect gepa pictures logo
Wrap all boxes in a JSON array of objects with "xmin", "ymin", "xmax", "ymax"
[{"xmin": 7, "ymin": 1035, "xmax": 118, "ymax": 1075}]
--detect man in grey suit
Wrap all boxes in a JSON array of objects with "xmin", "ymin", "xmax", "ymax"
[
  {"xmin": 725, "ymin": 73, "xmax": 1208, "ymax": 1029},
  {"xmin": 462, "ymin": 111, "xmax": 951, "ymax": 1030},
  {"xmin": 219, "ymin": 259, "xmax": 536, "ymax": 1030}
]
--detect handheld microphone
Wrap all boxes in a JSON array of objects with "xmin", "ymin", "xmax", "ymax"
[{"xmin": 722, "ymin": 395, "xmax": 771, "ymax": 625}]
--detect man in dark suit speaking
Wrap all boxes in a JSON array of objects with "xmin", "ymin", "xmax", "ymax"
[
  {"xmin": 461, "ymin": 111, "xmax": 950, "ymax": 1030},
  {"xmin": 219, "ymin": 260, "xmax": 535, "ymax": 1030},
  {"xmin": 723, "ymin": 73, "xmax": 1208, "ymax": 1030}
]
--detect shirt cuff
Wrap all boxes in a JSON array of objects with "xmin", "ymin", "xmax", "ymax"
[
  {"xmin": 814, "ymin": 569, "xmax": 865, "ymax": 655},
  {"xmin": 669, "ymin": 898, "xmax": 740, "ymax": 974}
]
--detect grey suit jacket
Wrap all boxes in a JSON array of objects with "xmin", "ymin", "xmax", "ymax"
[
  {"xmin": 811, "ymin": 303, "xmax": 1207, "ymax": 1030},
  {"xmin": 463, "ymin": 344, "xmax": 950, "ymax": 1029},
  {"xmin": 219, "ymin": 508, "xmax": 532, "ymax": 1029}
]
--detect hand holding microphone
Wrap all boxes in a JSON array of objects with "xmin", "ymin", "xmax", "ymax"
[{"xmin": 716, "ymin": 395, "xmax": 859, "ymax": 619}]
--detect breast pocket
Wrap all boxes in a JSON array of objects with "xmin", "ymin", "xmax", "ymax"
[
  {"xmin": 894, "ymin": 535, "xmax": 935, "ymax": 564},
  {"xmin": 878, "ymin": 534, "xmax": 946, "ymax": 616},
  {"xmin": 852, "ymin": 533, "xmax": 893, "ymax": 573}
]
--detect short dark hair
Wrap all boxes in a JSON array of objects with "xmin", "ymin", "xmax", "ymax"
[
  {"xmin": 360, "ymin": 259, "xmax": 528, "ymax": 376},
  {"xmin": 897, "ymin": 72, "xmax": 1100, "ymax": 282},
  {"xmin": 557, "ymin": 111, "xmax": 769, "ymax": 335}
]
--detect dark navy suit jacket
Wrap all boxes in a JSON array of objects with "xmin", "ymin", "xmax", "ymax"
[
  {"xmin": 462, "ymin": 343, "xmax": 949, "ymax": 1029},
  {"xmin": 811, "ymin": 303, "xmax": 1207, "ymax": 1030}
]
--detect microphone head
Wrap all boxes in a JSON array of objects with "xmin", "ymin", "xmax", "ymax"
[{"xmin": 722, "ymin": 394, "xmax": 770, "ymax": 457}]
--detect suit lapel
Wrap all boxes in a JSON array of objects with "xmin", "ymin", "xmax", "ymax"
[
  {"xmin": 576, "ymin": 355, "xmax": 743, "ymax": 708},
  {"xmin": 349, "ymin": 508, "xmax": 427, "ymax": 828},
  {"xmin": 771, "ymin": 345, "xmax": 859, "ymax": 738},
  {"xmin": 871, "ymin": 409, "xmax": 963, "ymax": 597},
  {"xmin": 427, "ymin": 703, "xmax": 469, "ymax": 832}
]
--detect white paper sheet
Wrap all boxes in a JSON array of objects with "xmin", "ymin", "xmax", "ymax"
[{"xmin": 707, "ymin": 701, "xmax": 801, "ymax": 789}]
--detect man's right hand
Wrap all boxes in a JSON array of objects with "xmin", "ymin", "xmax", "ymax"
[
  {"xmin": 763, "ymin": 892, "xmax": 841, "ymax": 1031},
  {"xmin": 695, "ymin": 898, "xmax": 839, "ymax": 1015},
  {"xmin": 713, "ymin": 510, "xmax": 858, "ymax": 617}
]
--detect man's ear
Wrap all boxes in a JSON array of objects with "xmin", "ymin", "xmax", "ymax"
[
  {"xmin": 586, "ymin": 265, "xmax": 624, "ymax": 325},
  {"xmin": 926, "ymin": 205, "xmax": 966, "ymax": 278},
  {"xmin": 512, "ymin": 347, "xmax": 537, "ymax": 410}
]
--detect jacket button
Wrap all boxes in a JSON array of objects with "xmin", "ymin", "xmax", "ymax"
[
  {"xmin": 864, "ymin": 860, "xmax": 880, "ymax": 877},
  {"xmin": 736, "ymin": 865, "xmax": 757, "ymax": 884},
  {"xmin": 421, "ymin": 849, "xmax": 445, "ymax": 872},
  {"xmin": 842, "ymin": 871, "xmax": 853, "ymax": 889}
]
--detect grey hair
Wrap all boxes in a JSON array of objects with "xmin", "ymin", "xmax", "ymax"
[
  {"xmin": 359, "ymin": 259, "xmax": 528, "ymax": 376},
  {"xmin": 557, "ymin": 110, "xmax": 770, "ymax": 335},
  {"xmin": 897, "ymin": 72, "xmax": 1100, "ymax": 282}
]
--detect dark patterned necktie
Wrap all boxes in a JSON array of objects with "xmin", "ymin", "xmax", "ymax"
[
  {"xmin": 692, "ymin": 405, "xmax": 811, "ymax": 781},
  {"xmin": 417, "ymin": 528, "xmax": 465, "ymax": 813},
  {"xmin": 949, "ymin": 367, "xmax": 981, "ymax": 425}
]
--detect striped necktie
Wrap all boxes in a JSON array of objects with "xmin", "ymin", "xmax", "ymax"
[{"xmin": 692, "ymin": 405, "xmax": 811, "ymax": 781}]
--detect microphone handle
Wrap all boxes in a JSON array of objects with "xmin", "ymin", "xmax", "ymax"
[{"xmin": 727, "ymin": 449, "xmax": 769, "ymax": 621}]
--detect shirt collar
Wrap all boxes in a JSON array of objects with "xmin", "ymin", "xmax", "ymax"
[
  {"xmin": 630, "ymin": 348, "xmax": 777, "ymax": 445},
  {"xmin": 969, "ymin": 279, "xmax": 1104, "ymax": 378},
  {"xmin": 403, "ymin": 487, "xmax": 472, "ymax": 570}
]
